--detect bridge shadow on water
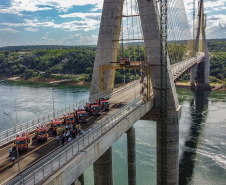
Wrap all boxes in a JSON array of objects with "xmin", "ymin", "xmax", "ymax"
[{"xmin": 179, "ymin": 89, "xmax": 210, "ymax": 185}]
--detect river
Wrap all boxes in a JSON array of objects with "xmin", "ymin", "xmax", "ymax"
[{"xmin": 0, "ymin": 81, "xmax": 225, "ymax": 185}]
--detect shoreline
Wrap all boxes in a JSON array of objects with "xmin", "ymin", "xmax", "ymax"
[
  {"xmin": 175, "ymin": 82, "xmax": 226, "ymax": 91},
  {"xmin": 1, "ymin": 76, "xmax": 225, "ymax": 91},
  {"xmin": 1, "ymin": 76, "xmax": 91, "ymax": 86}
]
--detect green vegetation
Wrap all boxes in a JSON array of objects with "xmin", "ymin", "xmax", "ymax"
[
  {"xmin": 208, "ymin": 40, "xmax": 226, "ymax": 83},
  {"xmin": 0, "ymin": 39, "xmax": 225, "ymax": 84},
  {"xmin": 0, "ymin": 46, "xmax": 96, "ymax": 83},
  {"xmin": 0, "ymin": 45, "xmax": 142, "ymax": 84}
]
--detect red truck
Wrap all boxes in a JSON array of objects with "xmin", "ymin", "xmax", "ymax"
[
  {"xmin": 86, "ymin": 102, "xmax": 101, "ymax": 116},
  {"xmin": 51, "ymin": 118, "xmax": 62, "ymax": 132},
  {"xmin": 64, "ymin": 113, "xmax": 75, "ymax": 125},
  {"xmin": 15, "ymin": 132, "xmax": 30, "ymax": 151},
  {"xmin": 74, "ymin": 108, "xmax": 87, "ymax": 123},
  {"xmin": 36, "ymin": 125, "xmax": 48, "ymax": 141},
  {"xmin": 95, "ymin": 98, "xmax": 109, "ymax": 111}
]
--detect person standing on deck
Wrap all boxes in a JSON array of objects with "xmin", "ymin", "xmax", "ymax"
[
  {"xmin": 62, "ymin": 137, "xmax": 65, "ymax": 146},
  {"xmin": 9, "ymin": 147, "xmax": 13, "ymax": 156},
  {"xmin": 56, "ymin": 135, "xmax": 59, "ymax": 144},
  {"xmin": 12, "ymin": 156, "xmax": 15, "ymax": 166}
]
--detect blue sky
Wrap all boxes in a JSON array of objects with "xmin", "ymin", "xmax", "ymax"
[{"xmin": 0, "ymin": 0, "xmax": 225, "ymax": 47}]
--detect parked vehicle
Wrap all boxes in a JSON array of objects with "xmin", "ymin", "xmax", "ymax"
[
  {"xmin": 64, "ymin": 113, "xmax": 75, "ymax": 125},
  {"xmin": 15, "ymin": 132, "xmax": 30, "ymax": 151},
  {"xmin": 74, "ymin": 108, "xmax": 87, "ymax": 123},
  {"xmin": 51, "ymin": 118, "xmax": 62, "ymax": 132},
  {"xmin": 36, "ymin": 125, "xmax": 48, "ymax": 141},
  {"xmin": 86, "ymin": 102, "xmax": 101, "ymax": 116},
  {"xmin": 95, "ymin": 98, "xmax": 109, "ymax": 111}
]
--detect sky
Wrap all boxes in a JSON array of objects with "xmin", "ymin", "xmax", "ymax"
[{"xmin": 0, "ymin": 0, "xmax": 225, "ymax": 47}]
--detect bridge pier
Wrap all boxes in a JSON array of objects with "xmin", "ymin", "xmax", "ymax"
[
  {"xmin": 157, "ymin": 116, "xmax": 179, "ymax": 185},
  {"xmin": 93, "ymin": 147, "xmax": 113, "ymax": 185},
  {"xmin": 127, "ymin": 127, "xmax": 136, "ymax": 185},
  {"xmin": 78, "ymin": 174, "xmax": 84, "ymax": 185},
  {"xmin": 190, "ymin": 65, "xmax": 196, "ymax": 87}
]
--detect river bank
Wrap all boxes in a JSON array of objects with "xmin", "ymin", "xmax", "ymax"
[
  {"xmin": 175, "ymin": 82, "xmax": 226, "ymax": 91},
  {"xmin": 1, "ymin": 76, "xmax": 225, "ymax": 91},
  {"xmin": 0, "ymin": 76, "xmax": 91, "ymax": 86}
]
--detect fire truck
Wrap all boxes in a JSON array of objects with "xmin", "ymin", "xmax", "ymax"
[
  {"xmin": 51, "ymin": 118, "xmax": 62, "ymax": 132},
  {"xmin": 36, "ymin": 125, "xmax": 48, "ymax": 141},
  {"xmin": 86, "ymin": 102, "xmax": 101, "ymax": 116},
  {"xmin": 95, "ymin": 98, "xmax": 109, "ymax": 111},
  {"xmin": 64, "ymin": 113, "xmax": 75, "ymax": 125},
  {"xmin": 15, "ymin": 132, "xmax": 30, "ymax": 151},
  {"xmin": 74, "ymin": 108, "xmax": 87, "ymax": 123}
]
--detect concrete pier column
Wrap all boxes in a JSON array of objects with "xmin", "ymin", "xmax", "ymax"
[
  {"xmin": 157, "ymin": 118, "xmax": 179, "ymax": 185},
  {"xmin": 127, "ymin": 127, "xmax": 136, "ymax": 185},
  {"xmin": 190, "ymin": 66, "xmax": 195, "ymax": 85},
  {"xmin": 78, "ymin": 174, "xmax": 84, "ymax": 185},
  {"xmin": 93, "ymin": 147, "xmax": 113, "ymax": 185}
]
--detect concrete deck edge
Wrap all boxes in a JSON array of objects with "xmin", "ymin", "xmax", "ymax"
[{"xmin": 42, "ymin": 100, "xmax": 153, "ymax": 185}]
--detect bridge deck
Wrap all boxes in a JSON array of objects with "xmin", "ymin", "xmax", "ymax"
[
  {"xmin": 172, "ymin": 54, "xmax": 205, "ymax": 81},
  {"xmin": 0, "ymin": 82, "xmax": 141, "ymax": 185}
]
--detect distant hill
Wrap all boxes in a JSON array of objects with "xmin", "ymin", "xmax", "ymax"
[{"xmin": 0, "ymin": 45, "xmax": 96, "ymax": 51}]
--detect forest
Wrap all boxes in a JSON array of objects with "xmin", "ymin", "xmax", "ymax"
[{"xmin": 0, "ymin": 39, "xmax": 225, "ymax": 84}]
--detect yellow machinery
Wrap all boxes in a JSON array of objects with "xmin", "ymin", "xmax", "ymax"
[{"xmin": 99, "ymin": 62, "xmax": 152, "ymax": 101}]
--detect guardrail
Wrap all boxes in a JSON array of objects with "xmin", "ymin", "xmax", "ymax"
[
  {"xmin": 8, "ymin": 96, "xmax": 142, "ymax": 185},
  {"xmin": 0, "ymin": 81, "xmax": 140, "ymax": 147}
]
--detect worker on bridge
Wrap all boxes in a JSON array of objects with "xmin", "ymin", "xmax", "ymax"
[{"xmin": 9, "ymin": 147, "xmax": 13, "ymax": 157}]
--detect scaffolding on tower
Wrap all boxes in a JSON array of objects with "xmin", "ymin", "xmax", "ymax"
[{"xmin": 99, "ymin": 0, "xmax": 152, "ymax": 101}]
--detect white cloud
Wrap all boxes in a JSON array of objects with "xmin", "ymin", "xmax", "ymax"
[
  {"xmin": 63, "ymin": 34, "xmax": 98, "ymax": 45},
  {"xmin": 206, "ymin": 14, "xmax": 226, "ymax": 38},
  {"xmin": 205, "ymin": 0, "xmax": 226, "ymax": 11},
  {"xmin": 0, "ymin": 27, "xmax": 19, "ymax": 33},
  {"xmin": 59, "ymin": 12, "xmax": 101, "ymax": 20},
  {"xmin": 0, "ymin": 0, "xmax": 104, "ymax": 15},
  {"xmin": 24, "ymin": 27, "xmax": 38, "ymax": 32},
  {"xmin": 1, "ymin": 17, "xmax": 100, "ymax": 32},
  {"xmin": 40, "ymin": 36, "xmax": 48, "ymax": 40}
]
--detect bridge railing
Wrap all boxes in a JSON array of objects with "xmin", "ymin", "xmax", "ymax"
[
  {"xmin": 8, "ymin": 95, "xmax": 142, "ymax": 185},
  {"xmin": 171, "ymin": 54, "xmax": 205, "ymax": 76},
  {"xmin": 0, "ymin": 81, "xmax": 139, "ymax": 147}
]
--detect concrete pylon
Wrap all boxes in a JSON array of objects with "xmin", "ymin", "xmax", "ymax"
[
  {"xmin": 203, "ymin": 25, "xmax": 210, "ymax": 85},
  {"xmin": 91, "ymin": 0, "xmax": 181, "ymax": 184},
  {"xmin": 127, "ymin": 127, "xmax": 136, "ymax": 185},
  {"xmin": 93, "ymin": 147, "xmax": 113, "ymax": 185},
  {"xmin": 137, "ymin": 0, "xmax": 181, "ymax": 184},
  {"xmin": 90, "ymin": 0, "xmax": 123, "ymax": 96},
  {"xmin": 194, "ymin": 0, "xmax": 210, "ymax": 86}
]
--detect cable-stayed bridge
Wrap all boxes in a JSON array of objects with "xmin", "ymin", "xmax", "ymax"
[{"xmin": 0, "ymin": 0, "xmax": 210, "ymax": 185}]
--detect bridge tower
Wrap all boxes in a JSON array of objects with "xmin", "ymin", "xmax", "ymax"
[
  {"xmin": 90, "ymin": 0, "xmax": 181, "ymax": 185},
  {"xmin": 191, "ymin": 0, "xmax": 210, "ymax": 87}
]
